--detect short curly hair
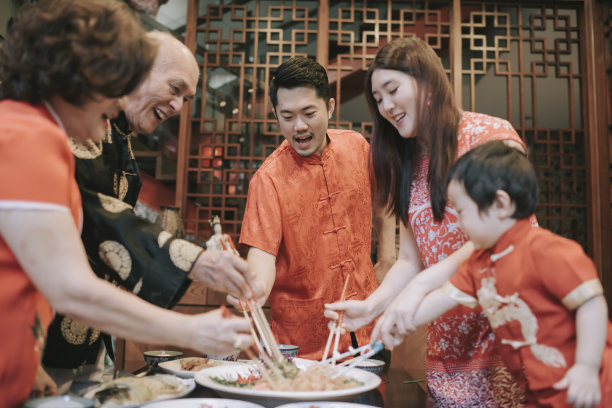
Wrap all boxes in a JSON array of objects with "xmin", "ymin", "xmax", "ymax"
[{"xmin": 0, "ymin": 0, "xmax": 156, "ymax": 105}]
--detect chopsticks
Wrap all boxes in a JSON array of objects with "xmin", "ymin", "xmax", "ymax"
[
  {"xmin": 243, "ymin": 286, "xmax": 284, "ymax": 363},
  {"xmin": 321, "ymin": 275, "xmax": 350, "ymax": 364},
  {"xmin": 329, "ymin": 340, "xmax": 384, "ymax": 379}
]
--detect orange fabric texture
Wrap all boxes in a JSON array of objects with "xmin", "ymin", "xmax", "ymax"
[
  {"xmin": 0, "ymin": 101, "xmax": 81, "ymax": 408},
  {"xmin": 449, "ymin": 219, "xmax": 612, "ymax": 406},
  {"xmin": 240, "ymin": 129, "xmax": 378, "ymax": 360},
  {"xmin": 407, "ymin": 111, "xmax": 526, "ymax": 406}
]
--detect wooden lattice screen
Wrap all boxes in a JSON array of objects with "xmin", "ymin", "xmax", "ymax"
[{"xmin": 179, "ymin": 0, "xmax": 590, "ymax": 256}]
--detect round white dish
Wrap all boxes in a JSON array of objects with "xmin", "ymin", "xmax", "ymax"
[
  {"xmin": 145, "ymin": 398, "xmax": 265, "ymax": 408},
  {"xmin": 84, "ymin": 375, "xmax": 195, "ymax": 407},
  {"xmin": 194, "ymin": 358, "xmax": 380, "ymax": 408},
  {"xmin": 274, "ymin": 402, "xmax": 380, "ymax": 408},
  {"xmin": 159, "ymin": 357, "xmax": 244, "ymax": 378}
]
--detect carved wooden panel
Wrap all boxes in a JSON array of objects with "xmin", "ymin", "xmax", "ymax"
[
  {"xmin": 182, "ymin": 1, "xmax": 589, "ymax": 252},
  {"xmin": 182, "ymin": 0, "xmax": 453, "ymax": 249},
  {"xmin": 459, "ymin": 2, "xmax": 588, "ymax": 249}
]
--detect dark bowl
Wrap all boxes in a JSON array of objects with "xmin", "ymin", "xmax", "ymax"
[
  {"xmin": 355, "ymin": 358, "xmax": 386, "ymax": 376},
  {"xmin": 278, "ymin": 344, "xmax": 299, "ymax": 358},
  {"xmin": 143, "ymin": 350, "xmax": 183, "ymax": 369}
]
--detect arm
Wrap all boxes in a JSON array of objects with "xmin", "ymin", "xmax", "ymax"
[
  {"xmin": 325, "ymin": 221, "xmax": 423, "ymax": 331},
  {"xmin": 81, "ymin": 186, "xmax": 253, "ymax": 301},
  {"xmin": 372, "ymin": 287, "xmax": 459, "ymax": 348},
  {"xmin": 372, "ymin": 204, "xmax": 397, "ymax": 284},
  {"xmin": 0, "ymin": 210, "xmax": 253, "ymax": 355},
  {"xmin": 553, "ymin": 294, "xmax": 608, "ymax": 407},
  {"xmin": 234, "ymin": 246, "xmax": 277, "ymax": 305},
  {"xmin": 392, "ymin": 241, "xmax": 474, "ymax": 323}
]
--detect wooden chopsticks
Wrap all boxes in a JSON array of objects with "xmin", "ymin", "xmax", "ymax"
[
  {"xmin": 243, "ymin": 286, "xmax": 284, "ymax": 363},
  {"xmin": 321, "ymin": 275, "xmax": 350, "ymax": 364}
]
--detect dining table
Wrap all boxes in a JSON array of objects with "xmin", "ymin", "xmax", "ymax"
[{"xmin": 130, "ymin": 361, "xmax": 428, "ymax": 407}]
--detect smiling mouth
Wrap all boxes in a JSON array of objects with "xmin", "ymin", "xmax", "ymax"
[
  {"xmin": 153, "ymin": 107, "xmax": 166, "ymax": 121},
  {"xmin": 294, "ymin": 135, "xmax": 312, "ymax": 145},
  {"xmin": 393, "ymin": 113, "xmax": 405, "ymax": 125}
]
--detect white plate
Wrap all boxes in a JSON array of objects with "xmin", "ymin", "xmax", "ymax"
[
  {"xmin": 159, "ymin": 357, "xmax": 244, "ymax": 378},
  {"xmin": 275, "ymin": 403, "xmax": 378, "ymax": 408},
  {"xmin": 145, "ymin": 398, "xmax": 265, "ymax": 408},
  {"xmin": 194, "ymin": 358, "xmax": 380, "ymax": 408},
  {"xmin": 84, "ymin": 375, "xmax": 195, "ymax": 408}
]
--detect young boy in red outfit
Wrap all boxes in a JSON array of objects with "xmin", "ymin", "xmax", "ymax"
[{"xmin": 373, "ymin": 140, "xmax": 612, "ymax": 407}]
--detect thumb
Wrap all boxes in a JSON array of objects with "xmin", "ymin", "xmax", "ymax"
[
  {"xmin": 552, "ymin": 375, "xmax": 569, "ymax": 390},
  {"xmin": 324, "ymin": 300, "xmax": 348, "ymax": 310},
  {"xmin": 323, "ymin": 309, "xmax": 339, "ymax": 320}
]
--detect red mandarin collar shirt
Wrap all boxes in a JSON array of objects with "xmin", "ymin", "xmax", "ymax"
[{"xmin": 445, "ymin": 219, "xmax": 612, "ymax": 405}]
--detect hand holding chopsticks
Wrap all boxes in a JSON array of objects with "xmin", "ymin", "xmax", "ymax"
[{"xmin": 321, "ymin": 276, "xmax": 351, "ymax": 364}]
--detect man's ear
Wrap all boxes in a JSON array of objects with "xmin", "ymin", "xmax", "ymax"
[
  {"xmin": 327, "ymin": 98, "xmax": 335, "ymax": 119},
  {"xmin": 493, "ymin": 189, "xmax": 516, "ymax": 219},
  {"xmin": 272, "ymin": 107, "xmax": 278, "ymax": 121}
]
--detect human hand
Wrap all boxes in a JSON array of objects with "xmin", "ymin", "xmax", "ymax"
[
  {"xmin": 30, "ymin": 364, "xmax": 58, "ymax": 398},
  {"xmin": 370, "ymin": 294, "xmax": 419, "ymax": 349},
  {"xmin": 185, "ymin": 307, "xmax": 253, "ymax": 355},
  {"xmin": 324, "ymin": 299, "xmax": 376, "ymax": 332},
  {"xmin": 553, "ymin": 363, "xmax": 601, "ymax": 408},
  {"xmin": 226, "ymin": 278, "xmax": 267, "ymax": 310},
  {"xmin": 189, "ymin": 251, "xmax": 253, "ymax": 299}
]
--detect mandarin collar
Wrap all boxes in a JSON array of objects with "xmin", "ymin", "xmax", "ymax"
[
  {"xmin": 288, "ymin": 132, "xmax": 332, "ymax": 164},
  {"xmin": 43, "ymin": 101, "xmax": 66, "ymax": 133},
  {"xmin": 484, "ymin": 218, "xmax": 533, "ymax": 260},
  {"xmin": 112, "ymin": 111, "xmax": 132, "ymax": 137}
]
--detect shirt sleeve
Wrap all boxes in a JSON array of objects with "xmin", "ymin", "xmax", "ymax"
[
  {"xmin": 239, "ymin": 172, "xmax": 283, "ymax": 256},
  {"xmin": 0, "ymin": 116, "xmax": 73, "ymax": 211},
  {"xmin": 446, "ymin": 258, "xmax": 479, "ymax": 308},
  {"xmin": 531, "ymin": 232, "xmax": 602, "ymax": 310},
  {"xmin": 78, "ymin": 177, "xmax": 197, "ymax": 309}
]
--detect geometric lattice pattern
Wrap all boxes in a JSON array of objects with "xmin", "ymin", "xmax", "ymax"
[
  {"xmin": 460, "ymin": 2, "xmax": 587, "ymax": 249},
  {"xmin": 181, "ymin": 0, "xmax": 589, "ymax": 253}
]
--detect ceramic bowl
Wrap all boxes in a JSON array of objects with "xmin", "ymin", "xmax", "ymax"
[
  {"xmin": 203, "ymin": 349, "xmax": 240, "ymax": 361},
  {"xmin": 278, "ymin": 344, "xmax": 299, "ymax": 358},
  {"xmin": 143, "ymin": 350, "xmax": 184, "ymax": 369},
  {"xmin": 355, "ymin": 358, "xmax": 385, "ymax": 376}
]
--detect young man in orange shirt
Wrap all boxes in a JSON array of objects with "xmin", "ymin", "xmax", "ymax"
[{"xmin": 239, "ymin": 57, "xmax": 397, "ymax": 360}]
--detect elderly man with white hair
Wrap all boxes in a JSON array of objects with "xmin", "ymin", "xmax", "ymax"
[{"xmin": 40, "ymin": 31, "xmax": 253, "ymax": 396}]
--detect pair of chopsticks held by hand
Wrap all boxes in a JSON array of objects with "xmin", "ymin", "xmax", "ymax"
[{"xmin": 322, "ymin": 276, "xmax": 351, "ymax": 364}]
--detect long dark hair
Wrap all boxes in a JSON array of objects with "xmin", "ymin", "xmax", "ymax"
[
  {"xmin": 365, "ymin": 37, "xmax": 461, "ymax": 225},
  {"xmin": 0, "ymin": 0, "xmax": 156, "ymax": 105}
]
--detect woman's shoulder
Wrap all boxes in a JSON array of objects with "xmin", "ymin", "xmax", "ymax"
[
  {"xmin": 460, "ymin": 111, "xmax": 514, "ymax": 130},
  {"xmin": 458, "ymin": 111, "xmax": 520, "ymax": 151},
  {"xmin": 0, "ymin": 100, "xmax": 66, "ymax": 147}
]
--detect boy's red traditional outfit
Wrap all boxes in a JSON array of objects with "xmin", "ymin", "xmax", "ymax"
[{"xmin": 445, "ymin": 218, "xmax": 612, "ymax": 407}]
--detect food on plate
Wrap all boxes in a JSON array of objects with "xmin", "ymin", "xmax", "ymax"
[
  {"xmin": 180, "ymin": 357, "xmax": 224, "ymax": 371},
  {"xmin": 212, "ymin": 360, "xmax": 363, "ymax": 392},
  {"xmin": 86, "ymin": 374, "xmax": 190, "ymax": 407}
]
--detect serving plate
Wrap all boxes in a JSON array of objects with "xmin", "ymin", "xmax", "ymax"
[
  {"xmin": 84, "ymin": 375, "xmax": 195, "ymax": 407},
  {"xmin": 275, "ymin": 403, "xmax": 379, "ymax": 408},
  {"xmin": 145, "ymin": 398, "xmax": 265, "ymax": 408},
  {"xmin": 159, "ymin": 357, "xmax": 244, "ymax": 378},
  {"xmin": 194, "ymin": 358, "xmax": 380, "ymax": 408}
]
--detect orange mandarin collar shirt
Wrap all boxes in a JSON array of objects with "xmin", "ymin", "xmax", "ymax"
[{"xmin": 240, "ymin": 129, "xmax": 378, "ymax": 359}]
